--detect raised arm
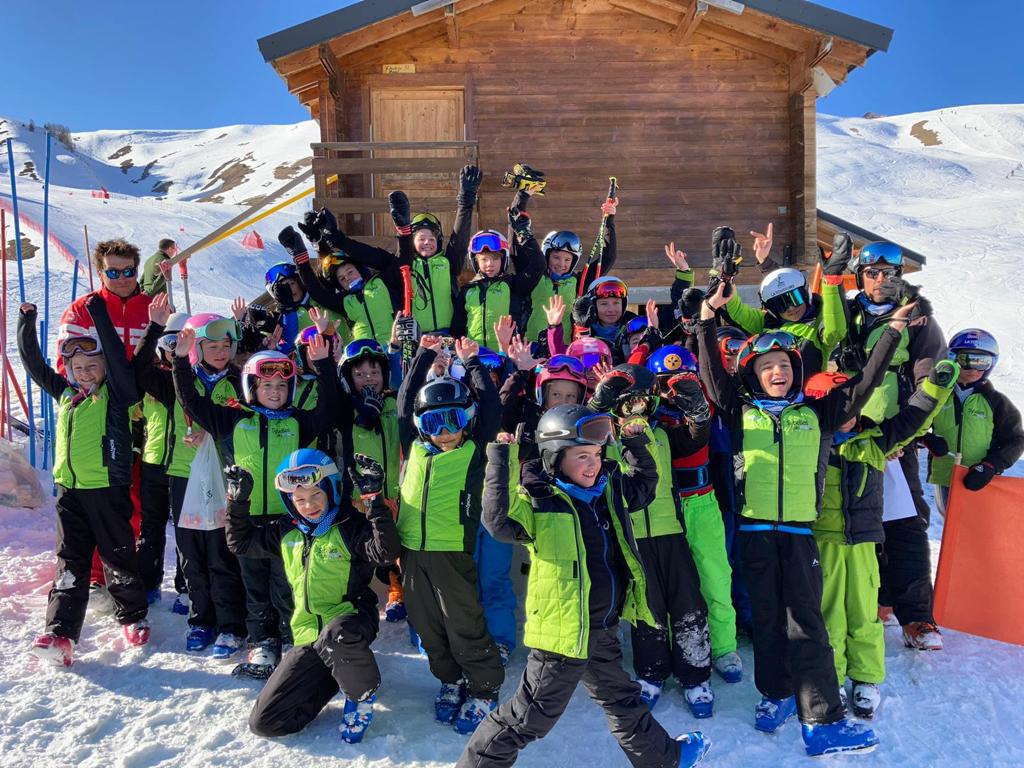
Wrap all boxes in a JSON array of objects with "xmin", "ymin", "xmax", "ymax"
[
  {"xmin": 482, "ymin": 441, "xmax": 533, "ymax": 544},
  {"xmin": 618, "ymin": 430, "xmax": 658, "ymax": 512},
  {"xmin": 86, "ymin": 295, "xmax": 138, "ymax": 405},
  {"xmin": 171, "ymin": 348, "xmax": 240, "ymax": 440},
  {"xmin": 295, "ymin": 340, "xmax": 339, "ymax": 445},
  {"xmin": 17, "ymin": 305, "xmax": 68, "ymax": 399},
  {"xmin": 346, "ymin": 497, "xmax": 402, "ymax": 565}
]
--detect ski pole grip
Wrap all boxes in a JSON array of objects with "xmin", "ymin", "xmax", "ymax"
[
  {"xmin": 607, "ymin": 177, "xmax": 618, "ymax": 201},
  {"xmin": 400, "ymin": 265, "xmax": 413, "ymax": 315}
]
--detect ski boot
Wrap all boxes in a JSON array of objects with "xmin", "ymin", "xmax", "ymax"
[
  {"xmin": 185, "ymin": 626, "xmax": 215, "ymax": 652},
  {"xmin": 233, "ymin": 638, "xmax": 281, "ymax": 679},
  {"xmin": 638, "ymin": 678, "xmax": 664, "ymax": 709},
  {"xmin": 802, "ymin": 719, "xmax": 879, "ymax": 756},
  {"xmin": 877, "ymin": 605, "xmax": 898, "ymax": 627},
  {"xmin": 339, "ymin": 694, "xmax": 377, "ymax": 744},
  {"xmin": 385, "ymin": 601, "xmax": 407, "ymax": 623},
  {"xmin": 838, "ymin": 684, "xmax": 849, "ymax": 714},
  {"xmin": 684, "ymin": 682, "xmax": 714, "ymax": 719},
  {"xmin": 454, "ymin": 697, "xmax": 497, "ymax": 735},
  {"xmin": 123, "ymin": 619, "xmax": 151, "ymax": 647},
  {"xmin": 712, "ymin": 652, "xmax": 742, "ymax": 684},
  {"xmin": 172, "ymin": 593, "xmax": 190, "ymax": 616},
  {"xmin": 496, "ymin": 642, "xmax": 511, "ymax": 668},
  {"xmin": 754, "ymin": 695, "xmax": 797, "ymax": 733},
  {"xmin": 435, "ymin": 680, "xmax": 466, "ymax": 724},
  {"xmin": 211, "ymin": 633, "xmax": 245, "ymax": 661},
  {"xmin": 676, "ymin": 731, "xmax": 711, "ymax": 767},
  {"xmin": 32, "ymin": 633, "xmax": 75, "ymax": 668},
  {"xmin": 852, "ymin": 682, "xmax": 881, "ymax": 719},
  {"xmin": 902, "ymin": 621, "xmax": 943, "ymax": 650}
]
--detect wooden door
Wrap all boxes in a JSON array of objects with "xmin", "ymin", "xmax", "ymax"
[{"xmin": 369, "ymin": 88, "xmax": 466, "ymax": 237}]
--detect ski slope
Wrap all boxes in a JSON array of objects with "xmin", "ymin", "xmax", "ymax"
[{"xmin": 1, "ymin": 106, "xmax": 1023, "ymax": 767}]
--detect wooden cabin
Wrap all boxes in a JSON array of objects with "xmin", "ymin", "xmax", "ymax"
[{"xmin": 258, "ymin": 0, "xmax": 893, "ymax": 288}]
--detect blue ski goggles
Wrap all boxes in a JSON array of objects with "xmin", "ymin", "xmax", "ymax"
[
  {"xmin": 625, "ymin": 316, "xmax": 649, "ymax": 335},
  {"xmin": 265, "ymin": 263, "xmax": 298, "ymax": 284},
  {"xmin": 470, "ymin": 231, "xmax": 508, "ymax": 254},
  {"xmin": 415, "ymin": 406, "xmax": 473, "ymax": 437},
  {"xmin": 858, "ymin": 242, "xmax": 904, "ymax": 268},
  {"xmin": 275, "ymin": 463, "xmax": 338, "ymax": 493},
  {"xmin": 476, "ymin": 347, "xmax": 505, "ymax": 370}
]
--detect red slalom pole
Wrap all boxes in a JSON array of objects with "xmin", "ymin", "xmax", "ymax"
[
  {"xmin": 1, "ymin": 208, "xmax": 7, "ymax": 439},
  {"xmin": 84, "ymin": 224, "xmax": 94, "ymax": 291}
]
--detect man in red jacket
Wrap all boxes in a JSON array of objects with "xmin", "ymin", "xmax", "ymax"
[{"xmin": 58, "ymin": 239, "xmax": 153, "ymax": 604}]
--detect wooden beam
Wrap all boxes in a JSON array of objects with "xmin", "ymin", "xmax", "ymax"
[
  {"xmin": 318, "ymin": 44, "xmax": 340, "ymax": 97},
  {"xmin": 673, "ymin": 1, "xmax": 707, "ymax": 45},
  {"xmin": 607, "ymin": 0, "xmax": 678, "ymax": 28},
  {"xmin": 697, "ymin": 21, "xmax": 797, "ymax": 63},
  {"xmin": 445, "ymin": 5, "xmax": 460, "ymax": 49},
  {"xmin": 703, "ymin": 4, "xmax": 817, "ymax": 53},
  {"xmin": 286, "ymin": 65, "xmax": 321, "ymax": 97}
]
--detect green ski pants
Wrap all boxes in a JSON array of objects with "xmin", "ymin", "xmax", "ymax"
[{"xmin": 683, "ymin": 491, "xmax": 737, "ymax": 658}]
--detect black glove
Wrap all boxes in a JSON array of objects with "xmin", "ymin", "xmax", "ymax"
[
  {"xmin": 508, "ymin": 208, "xmax": 533, "ymax": 245},
  {"xmin": 963, "ymin": 462, "xmax": 996, "ymax": 492},
  {"xmin": 893, "ymin": 280, "xmax": 934, "ymax": 320},
  {"xmin": 918, "ymin": 432, "xmax": 949, "ymax": 457},
  {"xmin": 589, "ymin": 370, "xmax": 635, "ymax": 413},
  {"xmin": 349, "ymin": 453, "xmax": 385, "ymax": 498},
  {"xmin": 458, "ymin": 165, "xmax": 483, "ymax": 207},
  {"xmin": 389, "ymin": 191, "xmax": 411, "ymax": 230},
  {"xmin": 711, "ymin": 226, "xmax": 742, "ymax": 277},
  {"xmin": 224, "ymin": 465, "xmax": 254, "ymax": 503},
  {"xmin": 678, "ymin": 287, "xmax": 706, "ymax": 321},
  {"xmin": 929, "ymin": 360, "xmax": 959, "ymax": 388},
  {"xmin": 825, "ymin": 232, "xmax": 853, "ymax": 276},
  {"xmin": 278, "ymin": 226, "xmax": 308, "ymax": 260},
  {"xmin": 572, "ymin": 295, "xmax": 596, "ymax": 328},
  {"xmin": 297, "ymin": 210, "xmax": 321, "ymax": 244},
  {"xmin": 670, "ymin": 374, "xmax": 711, "ymax": 424},
  {"xmin": 360, "ymin": 386, "xmax": 385, "ymax": 418}
]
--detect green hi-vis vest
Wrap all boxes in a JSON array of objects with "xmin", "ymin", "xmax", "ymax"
[
  {"xmin": 509, "ymin": 477, "xmax": 656, "ymax": 659},
  {"xmin": 526, "ymin": 274, "xmax": 576, "ymax": 343},
  {"xmin": 397, "ymin": 441, "xmax": 476, "ymax": 552},
  {"xmin": 848, "ymin": 320, "xmax": 911, "ymax": 424},
  {"xmin": 142, "ymin": 376, "xmax": 236, "ymax": 478},
  {"xmin": 294, "ymin": 377, "xmax": 318, "ymax": 412},
  {"xmin": 233, "ymin": 410, "xmax": 305, "ymax": 517},
  {"xmin": 280, "ymin": 525, "xmax": 355, "ymax": 646},
  {"xmin": 351, "ymin": 397, "xmax": 400, "ymax": 502},
  {"xmin": 465, "ymin": 280, "xmax": 511, "ymax": 349},
  {"xmin": 342, "ymin": 276, "xmax": 394, "ymax": 347},
  {"xmin": 740, "ymin": 404, "xmax": 822, "ymax": 523},
  {"xmin": 929, "ymin": 392, "xmax": 995, "ymax": 486},
  {"xmin": 413, "ymin": 255, "xmax": 455, "ymax": 333},
  {"xmin": 608, "ymin": 426, "xmax": 683, "ymax": 539},
  {"xmin": 54, "ymin": 384, "xmax": 124, "ymax": 489}
]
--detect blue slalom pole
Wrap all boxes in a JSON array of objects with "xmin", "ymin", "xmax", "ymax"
[
  {"xmin": 71, "ymin": 259, "xmax": 79, "ymax": 302},
  {"xmin": 43, "ymin": 132, "xmax": 51, "ymax": 359},
  {"xmin": 39, "ymin": 321, "xmax": 48, "ymax": 471},
  {"xmin": 6, "ymin": 138, "xmax": 35, "ymax": 466}
]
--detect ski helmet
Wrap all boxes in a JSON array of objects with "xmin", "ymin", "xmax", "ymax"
[
  {"xmin": 185, "ymin": 313, "xmax": 239, "ymax": 366},
  {"xmin": 851, "ymin": 241, "xmax": 903, "ymax": 289},
  {"xmin": 413, "ymin": 377, "xmax": 476, "ymax": 440},
  {"xmin": 157, "ymin": 312, "xmax": 190, "ymax": 359},
  {"xmin": 536, "ymin": 404, "xmax": 615, "ymax": 475},
  {"xmin": 241, "ymin": 351, "xmax": 297, "ymax": 406},
  {"xmin": 736, "ymin": 330, "xmax": 803, "ymax": 402},
  {"xmin": 566, "ymin": 337, "xmax": 613, "ymax": 373},
  {"xmin": 948, "ymin": 328, "xmax": 999, "ymax": 381},
  {"xmin": 647, "ymin": 344, "xmax": 699, "ymax": 380},
  {"xmin": 59, "ymin": 334, "xmax": 104, "ymax": 388},
  {"xmin": 541, "ymin": 231, "xmax": 583, "ymax": 276},
  {"xmin": 535, "ymin": 355, "xmax": 588, "ymax": 406},
  {"xmin": 469, "ymin": 230, "xmax": 510, "ymax": 275},
  {"xmin": 588, "ymin": 275, "xmax": 628, "ymax": 313},
  {"xmin": 265, "ymin": 262, "xmax": 305, "ymax": 309},
  {"xmin": 294, "ymin": 325, "xmax": 340, "ymax": 373},
  {"xmin": 318, "ymin": 250, "xmax": 354, "ymax": 283},
  {"xmin": 274, "ymin": 448, "xmax": 343, "ymax": 521},
  {"xmin": 759, "ymin": 268, "xmax": 810, "ymax": 319},
  {"xmin": 339, "ymin": 338, "xmax": 391, "ymax": 392},
  {"xmin": 716, "ymin": 325, "xmax": 748, "ymax": 368},
  {"xmin": 411, "ymin": 212, "xmax": 444, "ymax": 252},
  {"xmin": 803, "ymin": 371, "xmax": 851, "ymax": 400}
]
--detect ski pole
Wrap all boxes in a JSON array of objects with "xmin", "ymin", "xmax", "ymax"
[
  {"xmin": 6, "ymin": 139, "xmax": 35, "ymax": 466},
  {"xmin": 179, "ymin": 260, "xmax": 191, "ymax": 314},
  {"xmin": 0, "ymin": 208, "xmax": 7, "ymax": 440},
  {"xmin": 578, "ymin": 176, "xmax": 617, "ymax": 296}
]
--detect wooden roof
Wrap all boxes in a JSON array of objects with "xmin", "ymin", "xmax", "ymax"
[{"xmin": 817, "ymin": 208, "xmax": 927, "ymax": 269}]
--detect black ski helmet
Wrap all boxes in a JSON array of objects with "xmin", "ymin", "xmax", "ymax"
[
  {"xmin": 411, "ymin": 213, "xmax": 444, "ymax": 253},
  {"xmin": 338, "ymin": 338, "xmax": 391, "ymax": 392},
  {"xmin": 413, "ymin": 376, "xmax": 474, "ymax": 416},
  {"xmin": 541, "ymin": 230, "xmax": 583, "ymax": 273},
  {"xmin": 536, "ymin": 404, "xmax": 615, "ymax": 475},
  {"xmin": 265, "ymin": 263, "xmax": 305, "ymax": 310}
]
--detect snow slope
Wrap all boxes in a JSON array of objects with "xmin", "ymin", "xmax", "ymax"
[{"xmin": 1, "ymin": 106, "xmax": 1024, "ymax": 767}]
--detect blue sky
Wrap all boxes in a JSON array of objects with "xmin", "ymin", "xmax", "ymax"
[{"xmin": 2, "ymin": 0, "xmax": 1022, "ymax": 130}]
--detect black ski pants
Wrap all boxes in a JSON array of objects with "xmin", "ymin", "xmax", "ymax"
[
  {"xmin": 249, "ymin": 612, "xmax": 380, "ymax": 737},
  {"xmin": 137, "ymin": 461, "xmax": 186, "ymax": 594},
  {"xmin": 739, "ymin": 527, "xmax": 844, "ymax": 725},
  {"xmin": 878, "ymin": 449, "xmax": 935, "ymax": 625},
  {"xmin": 630, "ymin": 533, "xmax": 712, "ymax": 687},
  {"xmin": 402, "ymin": 548, "xmax": 504, "ymax": 699},
  {"xmin": 169, "ymin": 476, "xmax": 247, "ymax": 636},
  {"xmin": 47, "ymin": 485, "xmax": 147, "ymax": 642},
  {"xmin": 457, "ymin": 628, "xmax": 680, "ymax": 768},
  {"xmin": 237, "ymin": 550, "xmax": 293, "ymax": 645}
]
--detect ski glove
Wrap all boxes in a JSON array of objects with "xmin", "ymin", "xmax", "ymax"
[
  {"xmin": 509, "ymin": 208, "xmax": 533, "ymax": 245},
  {"xmin": 963, "ymin": 461, "xmax": 996, "ymax": 491},
  {"xmin": 458, "ymin": 165, "xmax": 483, "ymax": 208},
  {"xmin": 670, "ymin": 374, "xmax": 711, "ymax": 425},
  {"xmin": 297, "ymin": 210, "xmax": 321, "ymax": 244},
  {"xmin": 918, "ymin": 432, "xmax": 949, "ymax": 457},
  {"xmin": 360, "ymin": 386, "xmax": 385, "ymax": 418},
  {"xmin": 711, "ymin": 226, "xmax": 742, "ymax": 277},
  {"xmin": 389, "ymin": 191, "xmax": 412, "ymax": 233},
  {"xmin": 278, "ymin": 226, "xmax": 309, "ymax": 262},
  {"xmin": 589, "ymin": 370, "xmax": 636, "ymax": 414},
  {"xmin": 825, "ymin": 232, "xmax": 853, "ymax": 276},
  {"xmin": 572, "ymin": 295, "xmax": 596, "ymax": 328},
  {"xmin": 349, "ymin": 453, "xmax": 386, "ymax": 499},
  {"xmin": 225, "ymin": 465, "xmax": 254, "ymax": 503},
  {"xmin": 929, "ymin": 359, "xmax": 960, "ymax": 388}
]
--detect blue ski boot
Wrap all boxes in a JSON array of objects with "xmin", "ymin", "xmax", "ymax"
[
  {"xmin": 684, "ymin": 682, "xmax": 714, "ymax": 719},
  {"xmin": 802, "ymin": 719, "xmax": 879, "ymax": 756},
  {"xmin": 211, "ymin": 633, "xmax": 245, "ymax": 661},
  {"xmin": 676, "ymin": 731, "xmax": 711, "ymax": 767},
  {"xmin": 637, "ymin": 678, "xmax": 664, "ymax": 709},
  {"xmin": 435, "ymin": 681, "xmax": 466, "ymax": 724},
  {"xmin": 339, "ymin": 694, "xmax": 377, "ymax": 744},
  {"xmin": 185, "ymin": 626, "xmax": 214, "ymax": 652},
  {"xmin": 712, "ymin": 652, "xmax": 742, "ymax": 684},
  {"xmin": 454, "ymin": 696, "xmax": 497, "ymax": 735},
  {"xmin": 754, "ymin": 695, "xmax": 797, "ymax": 733},
  {"xmin": 172, "ymin": 593, "xmax": 190, "ymax": 616}
]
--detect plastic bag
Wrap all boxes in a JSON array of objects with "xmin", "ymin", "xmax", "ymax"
[
  {"xmin": 0, "ymin": 439, "xmax": 45, "ymax": 509},
  {"xmin": 180, "ymin": 438, "xmax": 227, "ymax": 530}
]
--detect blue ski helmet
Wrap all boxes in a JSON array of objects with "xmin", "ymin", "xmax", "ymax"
[
  {"xmin": 948, "ymin": 328, "xmax": 999, "ymax": 381},
  {"xmin": 646, "ymin": 344, "xmax": 698, "ymax": 379},
  {"xmin": 274, "ymin": 449, "xmax": 343, "ymax": 517}
]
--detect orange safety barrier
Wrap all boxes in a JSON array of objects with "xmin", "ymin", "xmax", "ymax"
[{"xmin": 933, "ymin": 464, "xmax": 1024, "ymax": 646}]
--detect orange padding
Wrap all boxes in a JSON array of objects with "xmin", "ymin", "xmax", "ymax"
[
  {"xmin": 809, "ymin": 262, "xmax": 858, "ymax": 295},
  {"xmin": 933, "ymin": 465, "xmax": 1024, "ymax": 646}
]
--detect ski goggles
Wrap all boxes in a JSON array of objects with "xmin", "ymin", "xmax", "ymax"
[
  {"xmin": 470, "ymin": 231, "xmax": 509, "ymax": 254},
  {"xmin": 953, "ymin": 351, "xmax": 995, "ymax": 371},
  {"xmin": 546, "ymin": 355, "xmax": 586, "ymax": 377},
  {"xmin": 748, "ymin": 331, "xmax": 798, "ymax": 354},
  {"xmin": 60, "ymin": 336, "xmax": 101, "ymax": 358},
  {"xmin": 275, "ymin": 463, "xmax": 338, "ymax": 493},
  {"xmin": 415, "ymin": 406, "xmax": 472, "ymax": 437},
  {"xmin": 476, "ymin": 347, "xmax": 505, "ymax": 370},
  {"xmin": 592, "ymin": 280, "xmax": 627, "ymax": 299},
  {"xmin": 103, "ymin": 266, "xmax": 137, "ymax": 279},
  {"xmin": 625, "ymin": 316, "xmax": 649, "ymax": 335},
  {"xmin": 251, "ymin": 357, "xmax": 297, "ymax": 380},
  {"xmin": 265, "ymin": 263, "xmax": 298, "ymax": 284},
  {"xmin": 857, "ymin": 242, "xmax": 904, "ymax": 268},
  {"xmin": 343, "ymin": 338, "xmax": 387, "ymax": 362},
  {"xmin": 157, "ymin": 334, "xmax": 179, "ymax": 353},
  {"xmin": 196, "ymin": 318, "xmax": 240, "ymax": 342},
  {"xmin": 719, "ymin": 337, "xmax": 745, "ymax": 356},
  {"xmin": 411, "ymin": 213, "xmax": 442, "ymax": 232},
  {"xmin": 545, "ymin": 412, "xmax": 615, "ymax": 446},
  {"xmin": 861, "ymin": 266, "xmax": 901, "ymax": 281},
  {"xmin": 616, "ymin": 394, "xmax": 659, "ymax": 418},
  {"xmin": 764, "ymin": 287, "xmax": 807, "ymax": 316}
]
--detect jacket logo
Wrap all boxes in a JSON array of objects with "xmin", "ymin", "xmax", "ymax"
[{"xmin": 811, "ymin": 558, "xmax": 820, "ymax": 567}]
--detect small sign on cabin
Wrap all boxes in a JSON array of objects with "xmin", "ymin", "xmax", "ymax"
[{"xmin": 382, "ymin": 63, "xmax": 415, "ymax": 74}]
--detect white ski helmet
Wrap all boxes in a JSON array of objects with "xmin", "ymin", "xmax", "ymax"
[
  {"xmin": 759, "ymin": 268, "xmax": 810, "ymax": 319},
  {"xmin": 164, "ymin": 313, "xmax": 190, "ymax": 334}
]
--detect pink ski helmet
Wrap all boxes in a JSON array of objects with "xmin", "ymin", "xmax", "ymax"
[
  {"xmin": 185, "ymin": 312, "xmax": 239, "ymax": 365},
  {"xmin": 534, "ymin": 355, "xmax": 587, "ymax": 406}
]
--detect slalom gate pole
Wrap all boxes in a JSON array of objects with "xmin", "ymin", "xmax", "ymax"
[
  {"xmin": 6, "ymin": 139, "xmax": 35, "ymax": 466},
  {"xmin": 4, "ymin": 359, "xmax": 28, "ymax": 417},
  {"xmin": 43, "ymin": 132, "xmax": 51, "ymax": 359},
  {"xmin": 84, "ymin": 225, "xmax": 94, "ymax": 291},
  {"xmin": 179, "ymin": 261, "xmax": 191, "ymax": 314},
  {"xmin": 39, "ymin": 320, "xmax": 48, "ymax": 471},
  {"xmin": 0, "ymin": 208, "xmax": 7, "ymax": 439}
]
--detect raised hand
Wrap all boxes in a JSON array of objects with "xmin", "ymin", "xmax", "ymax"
[
  {"xmin": 148, "ymin": 292, "xmax": 171, "ymax": 326},
  {"xmin": 664, "ymin": 241, "xmax": 690, "ymax": 272},
  {"xmin": 349, "ymin": 453, "xmax": 386, "ymax": 501},
  {"xmin": 231, "ymin": 296, "xmax": 247, "ymax": 322},
  {"xmin": 601, "ymin": 197, "xmax": 619, "ymax": 217},
  {"xmin": 544, "ymin": 294, "xmax": 566, "ymax": 327},
  {"xmin": 701, "ymin": 281, "xmax": 731, "ymax": 319},
  {"xmin": 493, "ymin": 315, "xmax": 516, "ymax": 355},
  {"xmin": 224, "ymin": 465, "xmax": 254, "ymax": 503},
  {"xmin": 824, "ymin": 232, "xmax": 853, "ymax": 276},
  {"xmin": 308, "ymin": 305, "xmax": 330, "ymax": 334},
  {"xmin": 751, "ymin": 223, "xmax": 774, "ymax": 264},
  {"xmin": 307, "ymin": 332, "xmax": 330, "ymax": 362},
  {"xmin": 645, "ymin": 298, "xmax": 659, "ymax": 331},
  {"xmin": 264, "ymin": 324, "xmax": 284, "ymax": 351},
  {"xmin": 175, "ymin": 327, "xmax": 196, "ymax": 358},
  {"xmin": 509, "ymin": 335, "xmax": 543, "ymax": 372},
  {"xmin": 420, "ymin": 334, "xmax": 443, "ymax": 353},
  {"xmin": 455, "ymin": 337, "xmax": 480, "ymax": 362}
]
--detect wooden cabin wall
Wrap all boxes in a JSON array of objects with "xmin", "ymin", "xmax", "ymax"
[{"xmin": 327, "ymin": 0, "xmax": 812, "ymax": 284}]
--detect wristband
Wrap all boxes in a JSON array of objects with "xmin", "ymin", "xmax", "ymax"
[{"xmin": 395, "ymin": 224, "xmax": 412, "ymax": 237}]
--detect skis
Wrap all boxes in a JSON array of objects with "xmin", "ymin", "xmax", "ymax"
[
  {"xmin": 578, "ymin": 176, "xmax": 617, "ymax": 296},
  {"xmin": 397, "ymin": 265, "xmax": 418, "ymax": 377}
]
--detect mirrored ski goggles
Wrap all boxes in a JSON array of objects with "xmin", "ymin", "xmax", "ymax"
[
  {"xmin": 592, "ymin": 280, "xmax": 627, "ymax": 299},
  {"xmin": 476, "ymin": 347, "xmax": 505, "ymax": 370},
  {"xmin": 540, "ymin": 412, "xmax": 615, "ymax": 446},
  {"xmin": 748, "ymin": 331, "xmax": 798, "ymax": 355},
  {"xmin": 196, "ymin": 318, "xmax": 240, "ymax": 342},
  {"xmin": 579, "ymin": 350, "xmax": 610, "ymax": 369},
  {"xmin": 616, "ymin": 394, "xmax": 659, "ymax": 418},
  {"xmin": 275, "ymin": 464, "xmax": 337, "ymax": 493},
  {"xmin": 265, "ymin": 263, "xmax": 298, "ymax": 284},
  {"xmin": 470, "ymin": 231, "xmax": 508, "ymax": 254},
  {"xmin": 252, "ymin": 358, "xmax": 297, "ymax": 380},
  {"xmin": 103, "ymin": 266, "xmax": 137, "ymax": 279},
  {"xmin": 415, "ymin": 406, "xmax": 472, "ymax": 437},
  {"xmin": 720, "ymin": 337, "xmax": 745, "ymax": 356},
  {"xmin": 953, "ymin": 351, "xmax": 995, "ymax": 371},
  {"xmin": 764, "ymin": 288, "xmax": 807, "ymax": 316},
  {"xmin": 157, "ymin": 334, "xmax": 179, "ymax": 353},
  {"xmin": 546, "ymin": 355, "xmax": 586, "ymax": 377},
  {"xmin": 858, "ymin": 242, "xmax": 904, "ymax": 268},
  {"xmin": 343, "ymin": 338, "xmax": 386, "ymax": 362},
  {"xmin": 862, "ymin": 266, "xmax": 901, "ymax": 281},
  {"xmin": 60, "ymin": 336, "xmax": 101, "ymax": 358},
  {"xmin": 625, "ymin": 316, "xmax": 649, "ymax": 335}
]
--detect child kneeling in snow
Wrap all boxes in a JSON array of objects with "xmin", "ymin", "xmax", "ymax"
[{"xmin": 225, "ymin": 450, "xmax": 399, "ymax": 743}]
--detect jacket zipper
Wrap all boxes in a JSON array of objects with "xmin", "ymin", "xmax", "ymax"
[
  {"xmin": 420, "ymin": 453, "xmax": 434, "ymax": 550},
  {"xmin": 774, "ymin": 412, "xmax": 784, "ymax": 523},
  {"xmin": 260, "ymin": 417, "xmax": 269, "ymax": 516},
  {"xmin": 571, "ymin": 507, "xmax": 586, "ymax": 656},
  {"xmin": 594, "ymin": 502, "xmax": 618, "ymax": 630},
  {"xmin": 643, "ymin": 506, "xmax": 652, "ymax": 538},
  {"xmin": 380, "ymin": 429, "xmax": 389, "ymax": 498},
  {"xmin": 359, "ymin": 290, "xmax": 377, "ymax": 343},
  {"xmin": 480, "ymin": 284, "xmax": 488, "ymax": 347},
  {"xmin": 419, "ymin": 260, "xmax": 439, "ymax": 332},
  {"xmin": 66, "ymin": 402, "xmax": 78, "ymax": 487},
  {"xmin": 954, "ymin": 395, "xmax": 966, "ymax": 456},
  {"xmin": 302, "ymin": 535, "xmax": 323, "ymax": 633}
]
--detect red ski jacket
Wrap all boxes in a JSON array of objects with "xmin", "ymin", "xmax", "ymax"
[{"xmin": 57, "ymin": 286, "xmax": 152, "ymax": 373}]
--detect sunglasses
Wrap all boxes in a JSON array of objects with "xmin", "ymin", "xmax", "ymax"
[
  {"xmin": 858, "ymin": 242, "xmax": 904, "ymax": 268},
  {"xmin": 546, "ymin": 355, "xmax": 586, "ymax": 377},
  {"xmin": 416, "ymin": 406, "xmax": 471, "ymax": 437},
  {"xmin": 253, "ymin": 358, "xmax": 297, "ymax": 380},
  {"xmin": 104, "ymin": 266, "xmax": 138, "ymax": 279},
  {"xmin": 274, "ymin": 464, "xmax": 336, "ymax": 493},
  {"xmin": 60, "ymin": 336, "xmax": 101, "ymax": 358},
  {"xmin": 470, "ymin": 231, "xmax": 508, "ymax": 254},
  {"xmin": 862, "ymin": 267, "xmax": 901, "ymax": 281},
  {"xmin": 954, "ymin": 351, "xmax": 995, "ymax": 372}
]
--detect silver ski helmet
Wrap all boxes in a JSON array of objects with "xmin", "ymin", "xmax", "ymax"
[
  {"xmin": 759, "ymin": 268, "xmax": 810, "ymax": 319},
  {"xmin": 536, "ymin": 404, "xmax": 615, "ymax": 475}
]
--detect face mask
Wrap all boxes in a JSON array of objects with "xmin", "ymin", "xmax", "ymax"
[{"xmin": 347, "ymin": 278, "xmax": 365, "ymax": 292}]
